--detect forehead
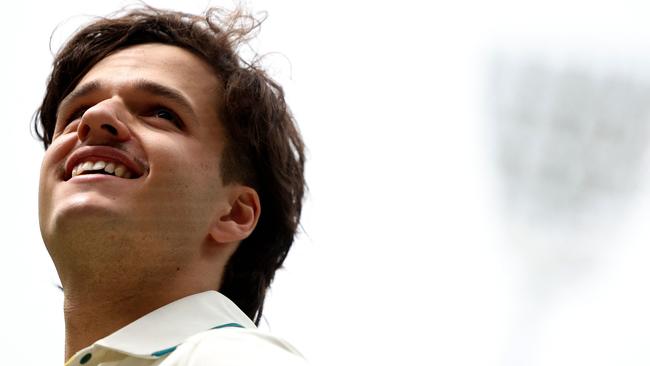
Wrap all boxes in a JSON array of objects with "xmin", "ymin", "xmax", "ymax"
[{"xmin": 77, "ymin": 43, "xmax": 221, "ymax": 110}]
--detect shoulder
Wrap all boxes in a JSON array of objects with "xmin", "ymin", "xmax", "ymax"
[{"xmin": 159, "ymin": 326, "xmax": 308, "ymax": 366}]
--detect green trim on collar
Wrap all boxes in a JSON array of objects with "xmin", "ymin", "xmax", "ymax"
[
  {"xmin": 211, "ymin": 322, "xmax": 245, "ymax": 330},
  {"xmin": 150, "ymin": 322, "xmax": 244, "ymax": 357},
  {"xmin": 151, "ymin": 345, "xmax": 178, "ymax": 358}
]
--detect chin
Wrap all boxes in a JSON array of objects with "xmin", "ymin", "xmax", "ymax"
[
  {"xmin": 42, "ymin": 192, "xmax": 129, "ymax": 243},
  {"xmin": 62, "ymin": 189, "xmax": 126, "ymax": 215},
  {"xmin": 41, "ymin": 196, "xmax": 145, "ymax": 278}
]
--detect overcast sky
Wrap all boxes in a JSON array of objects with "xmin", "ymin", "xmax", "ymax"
[{"xmin": 3, "ymin": 1, "xmax": 650, "ymax": 365}]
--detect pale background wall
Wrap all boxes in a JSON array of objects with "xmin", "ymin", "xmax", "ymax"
[{"xmin": 2, "ymin": 0, "xmax": 650, "ymax": 365}]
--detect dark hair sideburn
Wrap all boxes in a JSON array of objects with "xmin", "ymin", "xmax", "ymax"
[{"xmin": 33, "ymin": 6, "xmax": 306, "ymax": 325}]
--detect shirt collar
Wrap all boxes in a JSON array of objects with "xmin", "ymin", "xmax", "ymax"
[{"xmin": 93, "ymin": 290, "xmax": 256, "ymax": 357}]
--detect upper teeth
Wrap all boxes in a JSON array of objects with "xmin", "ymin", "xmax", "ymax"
[{"xmin": 71, "ymin": 160, "xmax": 133, "ymax": 178}]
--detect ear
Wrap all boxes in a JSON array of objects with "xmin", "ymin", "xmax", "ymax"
[{"xmin": 209, "ymin": 186, "xmax": 261, "ymax": 244}]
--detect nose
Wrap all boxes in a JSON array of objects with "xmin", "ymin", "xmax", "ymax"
[{"xmin": 77, "ymin": 98, "xmax": 131, "ymax": 144}]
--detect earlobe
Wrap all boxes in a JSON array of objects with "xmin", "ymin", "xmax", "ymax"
[{"xmin": 209, "ymin": 187, "xmax": 260, "ymax": 244}]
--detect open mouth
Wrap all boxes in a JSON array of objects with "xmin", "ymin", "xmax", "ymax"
[
  {"xmin": 64, "ymin": 146, "xmax": 146, "ymax": 182},
  {"xmin": 70, "ymin": 160, "xmax": 138, "ymax": 180}
]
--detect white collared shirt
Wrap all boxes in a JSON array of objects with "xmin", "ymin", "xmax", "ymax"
[{"xmin": 64, "ymin": 291, "xmax": 307, "ymax": 366}]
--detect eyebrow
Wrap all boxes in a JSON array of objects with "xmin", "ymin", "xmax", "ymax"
[{"xmin": 58, "ymin": 79, "xmax": 197, "ymax": 121}]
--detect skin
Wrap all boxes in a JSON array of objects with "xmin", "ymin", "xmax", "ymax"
[{"xmin": 38, "ymin": 43, "xmax": 260, "ymax": 361}]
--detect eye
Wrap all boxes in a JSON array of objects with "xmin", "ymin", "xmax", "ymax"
[
  {"xmin": 66, "ymin": 106, "xmax": 89, "ymax": 125},
  {"xmin": 154, "ymin": 109, "xmax": 174, "ymax": 120},
  {"xmin": 149, "ymin": 107, "xmax": 183, "ymax": 128},
  {"xmin": 58, "ymin": 105, "xmax": 89, "ymax": 133}
]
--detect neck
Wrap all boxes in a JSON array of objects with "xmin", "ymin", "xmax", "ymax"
[
  {"xmin": 61, "ymin": 280, "xmax": 213, "ymax": 361},
  {"xmin": 56, "ymin": 238, "xmax": 228, "ymax": 362},
  {"xmin": 63, "ymin": 293, "xmax": 130, "ymax": 360}
]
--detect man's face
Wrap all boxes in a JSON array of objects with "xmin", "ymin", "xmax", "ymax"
[{"xmin": 39, "ymin": 43, "xmax": 233, "ymax": 285}]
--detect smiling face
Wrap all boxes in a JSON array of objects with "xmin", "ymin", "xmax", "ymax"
[{"xmin": 39, "ymin": 43, "xmax": 253, "ymax": 293}]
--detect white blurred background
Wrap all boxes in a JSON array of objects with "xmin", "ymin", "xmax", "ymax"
[{"xmin": 3, "ymin": 0, "xmax": 650, "ymax": 365}]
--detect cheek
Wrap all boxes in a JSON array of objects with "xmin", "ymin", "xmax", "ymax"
[
  {"xmin": 143, "ymin": 138, "xmax": 224, "ymax": 216},
  {"xmin": 40, "ymin": 134, "xmax": 78, "ymax": 176},
  {"xmin": 147, "ymin": 134, "xmax": 222, "ymax": 182},
  {"xmin": 39, "ymin": 134, "xmax": 78, "ymax": 203},
  {"xmin": 38, "ymin": 134, "xmax": 79, "ymax": 240}
]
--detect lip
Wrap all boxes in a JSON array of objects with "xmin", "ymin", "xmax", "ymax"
[{"xmin": 64, "ymin": 146, "xmax": 146, "ymax": 181}]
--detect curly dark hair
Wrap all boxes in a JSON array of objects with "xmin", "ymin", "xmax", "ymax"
[{"xmin": 33, "ymin": 6, "xmax": 306, "ymax": 325}]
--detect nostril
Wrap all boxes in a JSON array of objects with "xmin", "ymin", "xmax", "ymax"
[
  {"xmin": 101, "ymin": 124, "xmax": 118, "ymax": 136},
  {"xmin": 78, "ymin": 124, "xmax": 91, "ymax": 140}
]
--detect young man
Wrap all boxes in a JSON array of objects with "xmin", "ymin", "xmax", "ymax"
[{"xmin": 35, "ymin": 6, "xmax": 306, "ymax": 365}]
